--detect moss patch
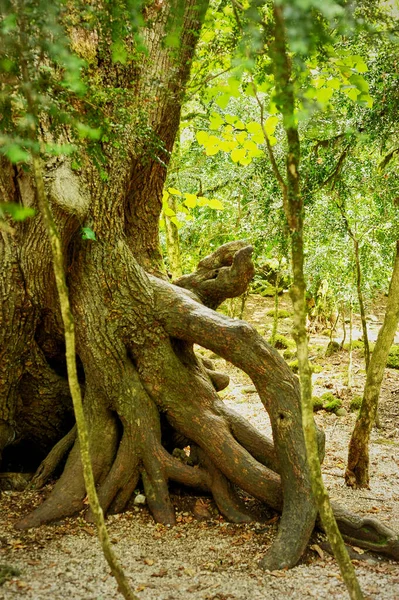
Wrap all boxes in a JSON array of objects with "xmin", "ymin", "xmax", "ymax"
[
  {"xmin": 387, "ymin": 345, "xmax": 399, "ymax": 369},
  {"xmin": 266, "ymin": 309, "xmax": 292, "ymax": 319},
  {"xmin": 350, "ymin": 396, "xmax": 363, "ymax": 411},
  {"xmin": 271, "ymin": 334, "xmax": 295, "ymax": 350}
]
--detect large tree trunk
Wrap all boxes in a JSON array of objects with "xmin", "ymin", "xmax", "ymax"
[{"xmin": 1, "ymin": 0, "xmax": 398, "ymax": 572}]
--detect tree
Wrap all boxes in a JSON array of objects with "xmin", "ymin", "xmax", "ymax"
[{"xmin": 1, "ymin": 0, "xmax": 398, "ymax": 576}]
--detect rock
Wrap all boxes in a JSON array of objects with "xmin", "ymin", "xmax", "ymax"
[
  {"xmin": 134, "ymin": 494, "xmax": 146, "ymax": 506},
  {"xmin": 336, "ymin": 408, "xmax": 347, "ymax": 417}
]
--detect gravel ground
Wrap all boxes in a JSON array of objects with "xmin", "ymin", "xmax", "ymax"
[{"xmin": 1, "ymin": 296, "xmax": 398, "ymax": 600}]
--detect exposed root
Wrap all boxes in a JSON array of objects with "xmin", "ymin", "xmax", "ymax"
[
  {"xmin": 15, "ymin": 405, "xmax": 118, "ymax": 529},
  {"xmin": 330, "ymin": 502, "xmax": 399, "ymax": 561},
  {"xmin": 30, "ymin": 425, "xmax": 77, "ymax": 489}
]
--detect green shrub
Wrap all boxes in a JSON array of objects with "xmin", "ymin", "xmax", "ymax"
[
  {"xmin": 350, "ymin": 396, "xmax": 363, "ymax": 411},
  {"xmin": 387, "ymin": 345, "xmax": 399, "ymax": 369},
  {"xmin": 312, "ymin": 364, "xmax": 323, "ymax": 374}
]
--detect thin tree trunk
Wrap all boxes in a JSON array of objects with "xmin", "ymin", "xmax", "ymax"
[
  {"xmin": 269, "ymin": 5, "xmax": 363, "ymax": 597},
  {"xmin": 270, "ymin": 272, "xmax": 281, "ymax": 346},
  {"xmin": 353, "ymin": 238, "xmax": 370, "ymax": 370},
  {"xmin": 164, "ymin": 195, "xmax": 183, "ymax": 278},
  {"xmin": 346, "ymin": 240, "xmax": 399, "ymax": 488},
  {"xmin": 347, "ymin": 303, "xmax": 353, "ymax": 388}
]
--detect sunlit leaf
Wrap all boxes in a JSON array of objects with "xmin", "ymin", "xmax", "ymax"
[
  {"xmin": 264, "ymin": 115, "xmax": 279, "ymax": 136},
  {"xmin": 246, "ymin": 121, "xmax": 262, "ymax": 134},
  {"xmin": 208, "ymin": 198, "xmax": 224, "ymax": 210},
  {"xmin": 163, "ymin": 206, "xmax": 175, "ymax": 216},
  {"xmin": 215, "ymin": 93, "xmax": 230, "ymax": 109},
  {"xmin": 315, "ymin": 87, "xmax": 334, "ymax": 104},
  {"xmin": 196, "ymin": 131, "xmax": 209, "ymax": 145},
  {"xmin": 231, "ymin": 148, "xmax": 246, "ymax": 163},
  {"xmin": 168, "ymin": 187, "xmax": 182, "ymax": 196},
  {"xmin": 183, "ymin": 193, "xmax": 197, "ymax": 208}
]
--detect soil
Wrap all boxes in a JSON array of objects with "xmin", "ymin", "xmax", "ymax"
[{"xmin": 0, "ymin": 294, "xmax": 398, "ymax": 600}]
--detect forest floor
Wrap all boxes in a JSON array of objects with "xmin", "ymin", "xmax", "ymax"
[{"xmin": 0, "ymin": 293, "xmax": 399, "ymax": 600}]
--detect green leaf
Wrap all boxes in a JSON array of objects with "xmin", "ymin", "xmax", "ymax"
[
  {"xmin": 76, "ymin": 123, "xmax": 102, "ymax": 140},
  {"xmin": 81, "ymin": 227, "xmax": 96, "ymax": 240},
  {"xmin": 357, "ymin": 93, "xmax": 373, "ymax": 108},
  {"xmin": 163, "ymin": 206, "xmax": 175, "ymax": 217},
  {"xmin": 246, "ymin": 121, "xmax": 262, "ymax": 134},
  {"xmin": 183, "ymin": 193, "xmax": 197, "ymax": 208},
  {"xmin": 349, "ymin": 74, "xmax": 369, "ymax": 93},
  {"xmin": 111, "ymin": 41, "xmax": 128, "ymax": 65},
  {"xmin": 1, "ymin": 203, "xmax": 35, "ymax": 221},
  {"xmin": 227, "ymin": 77, "xmax": 241, "ymax": 97},
  {"xmin": 351, "ymin": 55, "xmax": 368, "ymax": 73},
  {"xmin": 225, "ymin": 114, "xmax": 237, "ymax": 125},
  {"xmin": 209, "ymin": 113, "xmax": 224, "ymax": 130},
  {"xmin": 215, "ymin": 93, "xmax": 230, "ymax": 109},
  {"xmin": 264, "ymin": 116, "xmax": 279, "ymax": 136},
  {"xmin": 326, "ymin": 78, "xmax": 341, "ymax": 90},
  {"xmin": 205, "ymin": 145, "xmax": 220, "ymax": 156},
  {"xmin": 196, "ymin": 131, "xmax": 209, "ymax": 145},
  {"xmin": 315, "ymin": 87, "xmax": 334, "ymax": 104},
  {"xmin": 3, "ymin": 145, "xmax": 30, "ymax": 163},
  {"xmin": 231, "ymin": 148, "xmax": 246, "ymax": 163},
  {"xmin": 167, "ymin": 187, "xmax": 182, "ymax": 196},
  {"xmin": 342, "ymin": 86, "xmax": 359, "ymax": 102},
  {"xmin": 208, "ymin": 198, "xmax": 224, "ymax": 210},
  {"xmin": 170, "ymin": 216, "xmax": 183, "ymax": 229}
]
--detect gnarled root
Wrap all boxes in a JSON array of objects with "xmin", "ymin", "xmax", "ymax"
[{"xmin": 30, "ymin": 425, "xmax": 77, "ymax": 489}]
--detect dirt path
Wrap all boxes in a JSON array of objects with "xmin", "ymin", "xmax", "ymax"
[{"xmin": 0, "ymin": 294, "xmax": 398, "ymax": 600}]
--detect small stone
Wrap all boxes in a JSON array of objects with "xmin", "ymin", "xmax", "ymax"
[
  {"xmin": 134, "ymin": 494, "xmax": 146, "ymax": 506},
  {"xmin": 336, "ymin": 408, "xmax": 347, "ymax": 417}
]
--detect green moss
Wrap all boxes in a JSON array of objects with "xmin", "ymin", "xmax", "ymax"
[
  {"xmin": 387, "ymin": 345, "xmax": 399, "ymax": 369},
  {"xmin": 321, "ymin": 392, "xmax": 336, "ymax": 403},
  {"xmin": 322, "ymin": 393, "xmax": 343, "ymax": 414},
  {"xmin": 325, "ymin": 340, "xmax": 341, "ymax": 357},
  {"xmin": 288, "ymin": 360, "xmax": 321, "ymax": 374},
  {"xmin": 266, "ymin": 309, "xmax": 291, "ymax": 319},
  {"xmin": 312, "ymin": 396, "xmax": 324, "ymax": 412},
  {"xmin": 283, "ymin": 347, "xmax": 296, "ymax": 360},
  {"xmin": 270, "ymin": 334, "xmax": 295, "ymax": 350},
  {"xmin": 344, "ymin": 340, "xmax": 364, "ymax": 351},
  {"xmin": 350, "ymin": 396, "xmax": 363, "ymax": 411}
]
